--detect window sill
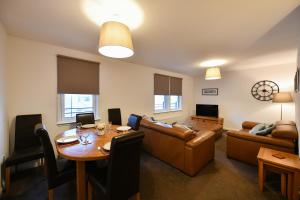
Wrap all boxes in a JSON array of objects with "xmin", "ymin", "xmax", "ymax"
[
  {"xmin": 154, "ymin": 109, "xmax": 183, "ymax": 114},
  {"xmin": 57, "ymin": 118, "xmax": 101, "ymax": 126}
]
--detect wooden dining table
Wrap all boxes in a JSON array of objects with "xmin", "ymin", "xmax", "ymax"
[{"xmin": 55, "ymin": 125, "xmax": 125, "ymax": 200}]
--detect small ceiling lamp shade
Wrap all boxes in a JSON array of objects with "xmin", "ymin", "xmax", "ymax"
[
  {"xmin": 272, "ymin": 92, "xmax": 293, "ymax": 103},
  {"xmin": 205, "ymin": 67, "xmax": 221, "ymax": 80},
  {"xmin": 98, "ymin": 21, "xmax": 134, "ymax": 58}
]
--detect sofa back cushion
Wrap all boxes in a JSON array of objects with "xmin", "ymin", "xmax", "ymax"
[
  {"xmin": 173, "ymin": 123, "xmax": 193, "ymax": 133},
  {"xmin": 140, "ymin": 119, "xmax": 196, "ymax": 141},
  {"xmin": 272, "ymin": 124, "xmax": 298, "ymax": 140},
  {"xmin": 276, "ymin": 120, "xmax": 296, "ymax": 126}
]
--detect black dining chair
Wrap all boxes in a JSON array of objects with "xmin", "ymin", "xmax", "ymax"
[
  {"xmin": 127, "ymin": 114, "xmax": 142, "ymax": 131},
  {"xmin": 87, "ymin": 131, "xmax": 144, "ymax": 200},
  {"xmin": 76, "ymin": 113, "xmax": 95, "ymax": 125},
  {"xmin": 34, "ymin": 123, "xmax": 76, "ymax": 200},
  {"xmin": 4, "ymin": 114, "xmax": 44, "ymax": 193},
  {"xmin": 108, "ymin": 108, "xmax": 122, "ymax": 125}
]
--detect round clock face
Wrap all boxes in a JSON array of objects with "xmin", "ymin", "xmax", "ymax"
[{"xmin": 251, "ymin": 80, "xmax": 279, "ymax": 101}]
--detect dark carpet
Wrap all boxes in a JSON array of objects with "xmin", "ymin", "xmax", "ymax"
[{"xmin": 1, "ymin": 135, "xmax": 284, "ymax": 200}]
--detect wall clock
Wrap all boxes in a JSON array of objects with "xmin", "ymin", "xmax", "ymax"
[{"xmin": 251, "ymin": 80, "xmax": 279, "ymax": 101}]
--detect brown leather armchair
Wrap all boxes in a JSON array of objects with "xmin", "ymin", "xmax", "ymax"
[
  {"xmin": 227, "ymin": 120, "xmax": 298, "ymax": 165},
  {"xmin": 140, "ymin": 119, "xmax": 215, "ymax": 176}
]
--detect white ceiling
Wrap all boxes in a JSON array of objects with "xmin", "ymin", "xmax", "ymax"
[{"xmin": 0, "ymin": 0, "xmax": 300, "ymax": 75}]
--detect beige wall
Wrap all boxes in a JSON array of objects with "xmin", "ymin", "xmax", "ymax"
[
  {"xmin": 295, "ymin": 40, "xmax": 300, "ymax": 155},
  {"xmin": 194, "ymin": 64, "xmax": 296, "ymax": 130},
  {"xmin": 6, "ymin": 36, "xmax": 194, "ymax": 146},
  {"xmin": 5, "ymin": 35, "xmax": 299, "ymax": 157},
  {"xmin": 0, "ymin": 22, "xmax": 8, "ymax": 193}
]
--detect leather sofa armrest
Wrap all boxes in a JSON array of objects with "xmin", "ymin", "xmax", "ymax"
[
  {"xmin": 184, "ymin": 130, "xmax": 215, "ymax": 176},
  {"xmin": 242, "ymin": 121, "xmax": 259, "ymax": 129},
  {"xmin": 186, "ymin": 131, "xmax": 215, "ymax": 148},
  {"xmin": 227, "ymin": 130, "xmax": 294, "ymax": 149}
]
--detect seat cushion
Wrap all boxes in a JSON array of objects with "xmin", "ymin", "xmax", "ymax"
[
  {"xmin": 227, "ymin": 130, "xmax": 295, "ymax": 149},
  {"xmin": 5, "ymin": 147, "xmax": 44, "ymax": 167}
]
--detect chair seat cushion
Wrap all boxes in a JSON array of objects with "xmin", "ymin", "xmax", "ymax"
[{"xmin": 5, "ymin": 147, "xmax": 44, "ymax": 167}]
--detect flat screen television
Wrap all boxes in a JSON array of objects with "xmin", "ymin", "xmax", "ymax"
[{"xmin": 196, "ymin": 104, "xmax": 218, "ymax": 118}]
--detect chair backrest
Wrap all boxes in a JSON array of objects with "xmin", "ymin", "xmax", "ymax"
[
  {"xmin": 108, "ymin": 108, "xmax": 122, "ymax": 125},
  {"xmin": 15, "ymin": 114, "xmax": 42, "ymax": 151},
  {"xmin": 106, "ymin": 131, "xmax": 144, "ymax": 200},
  {"xmin": 76, "ymin": 113, "xmax": 95, "ymax": 125},
  {"xmin": 127, "ymin": 114, "xmax": 142, "ymax": 131},
  {"xmin": 34, "ymin": 124, "xmax": 58, "ymax": 186}
]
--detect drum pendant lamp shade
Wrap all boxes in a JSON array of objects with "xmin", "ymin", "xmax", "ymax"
[
  {"xmin": 205, "ymin": 67, "xmax": 222, "ymax": 80},
  {"xmin": 98, "ymin": 21, "xmax": 134, "ymax": 58}
]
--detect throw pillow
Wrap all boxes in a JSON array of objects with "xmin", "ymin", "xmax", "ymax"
[
  {"xmin": 155, "ymin": 121, "xmax": 172, "ymax": 128},
  {"xmin": 255, "ymin": 126, "xmax": 274, "ymax": 136},
  {"xmin": 249, "ymin": 124, "xmax": 266, "ymax": 134},
  {"xmin": 251, "ymin": 124, "xmax": 275, "ymax": 136},
  {"xmin": 173, "ymin": 123, "xmax": 193, "ymax": 133}
]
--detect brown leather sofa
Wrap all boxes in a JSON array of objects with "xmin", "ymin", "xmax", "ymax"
[
  {"xmin": 227, "ymin": 120, "xmax": 298, "ymax": 165},
  {"xmin": 140, "ymin": 119, "xmax": 215, "ymax": 176}
]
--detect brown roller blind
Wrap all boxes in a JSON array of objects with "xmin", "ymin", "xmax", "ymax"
[
  {"xmin": 57, "ymin": 55, "xmax": 100, "ymax": 94},
  {"xmin": 154, "ymin": 74, "xmax": 182, "ymax": 96},
  {"xmin": 154, "ymin": 74, "xmax": 170, "ymax": 95},
  {"xmin": 170, "ymin": 77, "xmax": 182, "ymax": 95}
]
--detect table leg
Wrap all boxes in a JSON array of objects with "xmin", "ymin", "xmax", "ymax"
[
  {"xmin": 292, "ymin": 172, "xmax": 300, "ymax": 200},
  {"xmin": 288, "ymin": 173, "xmax": 293, "ymax": 200},
  {"xmin": 258, "ymin": 159, "xmax": 264, "ymax": 192},
  {"xmin": 281, "ymin": 173, "xmax": 287, "ymax": 197},
  {"xmin": 76, "ymin": 161, "xmax": 86, "ymax": 200}
]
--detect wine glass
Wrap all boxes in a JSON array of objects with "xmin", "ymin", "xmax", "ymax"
[
  {"xmin": 108, "ymin": 121, "xmax": 112, "ymax": 132},
  {"xmin": 76, "ymin": 122, "xmax": 82, "ymax": 129},
  {"xmin": 80, "ymin": 133, "xmax": 90, "ymax": 145}
]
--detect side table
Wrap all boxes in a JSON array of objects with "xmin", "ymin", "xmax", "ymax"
[{"xmin": 257, "ymin": 147, "xmax": 300, "ymax": 200}]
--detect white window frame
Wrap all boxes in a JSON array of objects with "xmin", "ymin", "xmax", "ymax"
[
  {"xmin": 57, "ymin": 94, "xmax": 99, "ymax": 124},
  {"xmin": 170, "ymin": 95, "xmax": 182, "ymax": 111},
  {"xmin": 154, "ymin": 95, "xmax": 182, "ymax": 113}
]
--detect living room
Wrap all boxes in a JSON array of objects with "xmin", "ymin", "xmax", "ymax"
[{"xmin": 0, "ymin": 1, "xmax": 300, "ymax": 200}]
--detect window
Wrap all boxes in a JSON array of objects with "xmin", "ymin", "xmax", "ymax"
[
  {"xmin": 58, "ymin": 94, "xmax": 99, "ymax": 123},
  {"xmin": 154, "ymin": 74, "xmax": 182, "ymax": 113},
  {"xmin": 155, "ymin": 95, "xmax": 168, "ymax": 112},
  {"xmin": 170, "ymin": 95, "xmax": 182, "ymax": 110},
  {"xmin": 154, "ymin": 95, "xmax": 182, "ymax": 113}
]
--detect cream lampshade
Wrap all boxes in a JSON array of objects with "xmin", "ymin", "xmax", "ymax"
[
  {"xmin": 272, "ymin": 92, "xmax": 293, "ymax": 120},
  {"xmin": 205, "ymin": 67, "xmax": 221, "ymax": 80},
  {"xmin": 98, "ymin": 21, "xmax": 134, "ymax": 58},
  {"xmin": 272, "ymin": 92, "xmax": 293, "ymax": 103}
]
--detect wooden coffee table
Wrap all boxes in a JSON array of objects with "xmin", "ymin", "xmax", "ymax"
[{"xmin": 257, "ymin": 147, "xmax": 300, "ymax": 200}]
